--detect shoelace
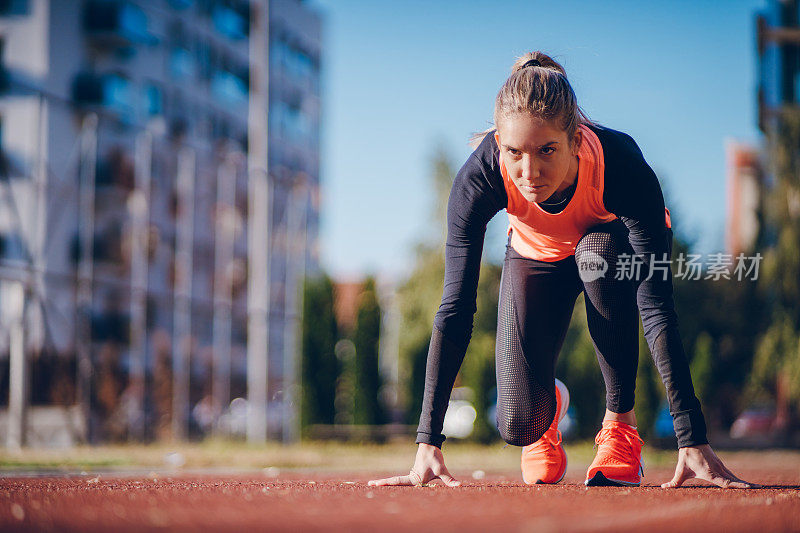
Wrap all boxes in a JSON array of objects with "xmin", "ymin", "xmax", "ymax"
[
  {"xmin": 527, "ymin": 428, "xmax": 563, "ymax": 457},
  {"xmin": 594, "ymin": 426, "xmax": 644, "ymax": 472}
]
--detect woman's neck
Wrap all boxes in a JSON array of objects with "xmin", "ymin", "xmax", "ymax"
[{"xmin": 555, "ymin": 154, "xmax": 579, "ymax": 194}]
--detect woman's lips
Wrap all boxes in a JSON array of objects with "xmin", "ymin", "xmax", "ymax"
[{"xmin": 521, "ymin": 184, "xmax": 546, "ymax": 191}]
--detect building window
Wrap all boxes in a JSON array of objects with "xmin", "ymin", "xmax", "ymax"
[
  {"xmin": 167, "ymin": 0, "xmax": 194, "ymax": 10},
  {"xmin": 197, "ymin": 0, "xmax": 214, "ymax": 18},
  {"xmin": 212, "ymin": 2, "xmax": 248, "ymax": 40},
  {"xmin": 196, "ymin": 41, "xmax": 212, "ymax": 82},
  {"xmin": 0, "ymin": 38, "xmax": 6, "ymax": 93},
  {"xmin": 271, "ymin": 35, "xmax": 318, "ymax": 85},
  {"xmin": 144, "ymin": 83, "xmax": 163, "ymax": 116},
  {"xmin": 0, "ymin": 0, "xmax": 30, "ymax": 16},
  {"xmin": 210, "ymin": 69, "xmax": 247, "ymax": 105},
  {"xmin": 212, "ymin": 115, "xmax": 231, "ymax": 139},
  {"xmin": 170, "ymin": 47, "xmax": 196, "ymax": 80},
  {"xmin": 118, "ymin": 3, "xmax": 151, "ymax": 42},
  {"xmin": 0, "ymin": 232, "xmax": 27, "ymax": 262},
  {"xmin": 269, "ymin": 100, "xmax": 312, "ymax": 145},
  {"xmin": 104, "ymin": 73, "xmax": 133, "ymax": 115},
  {"xmin": 96, "ymin": 146, "xmax": 135, "ymax": 189},
  {"xmin": 83, "ymin": 1, "xmax": 155, "ymax": 45}
]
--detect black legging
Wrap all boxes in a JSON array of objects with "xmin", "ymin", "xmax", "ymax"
[{"xmin": 496, "ymin": 219, "xmax": 640, "ymax": 446}]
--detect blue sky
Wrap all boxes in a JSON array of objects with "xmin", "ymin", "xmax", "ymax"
[{"xmin": 311, "ymin": 0, "xmax": 766, "ymax": 281}]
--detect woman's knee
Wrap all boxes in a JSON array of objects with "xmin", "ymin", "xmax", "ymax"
[
  {"xmin": 576, "ymin": 225, "xmax": 625, "ymax": 261},
  {"xmin": 496, "ymin": 407, "xmax": 555, "ymax": 447},
  {"xmin": 498, "ymin": 420, "xmax": 542, "ymax": 447},
  {"xmin": 575, "ymin": 223, "xmax": 632, "ymax": 283}
]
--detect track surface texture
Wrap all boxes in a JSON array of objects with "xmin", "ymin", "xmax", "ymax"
[{"xmin": 1, "ymin": 464, "xmax": 799, "ymax": 533}]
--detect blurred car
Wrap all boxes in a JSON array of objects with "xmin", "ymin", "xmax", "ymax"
[{"xmin": 729, "ymin": 407, "xmax": 775, "ymax": 439}]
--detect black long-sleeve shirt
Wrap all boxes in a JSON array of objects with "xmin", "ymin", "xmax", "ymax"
[{"xmin": 416, "ymin": 124, "xmax": 707, "ymax": 449}]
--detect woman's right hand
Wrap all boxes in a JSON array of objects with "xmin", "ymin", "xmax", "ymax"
[{"xmin": 367, "ymin": 443, "xmax": 461, "ymax": 487}]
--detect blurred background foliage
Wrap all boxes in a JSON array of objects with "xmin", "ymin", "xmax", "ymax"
[
  {"xmin": 300, "ymin": 275, "xmax": 339, "ymax": 434},
  {"xmin": 748, "ymin": 108, "xmax": 800, "ymax": 438}
]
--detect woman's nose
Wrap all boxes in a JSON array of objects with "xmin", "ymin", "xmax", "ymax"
[{"xmin": 522, "ymin": 156, "xmax": 539, "ymax": 180}]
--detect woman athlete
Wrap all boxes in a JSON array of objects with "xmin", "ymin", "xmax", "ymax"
[{"xmin": 369, "ymin": 52, "xmax": 756, "ymax": 489}]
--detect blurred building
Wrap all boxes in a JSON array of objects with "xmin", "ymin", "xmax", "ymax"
[
  {"xmin": 0, "ymin": 0, "xmax": 321, "ymax": 444},
  {"xmin": 725, "ymin": 141, "xmax": 762, "ymax": 256},
  {"xmin": 332, "ymin": 280, "xmax": 362, "ymax": 334},
  {"xmin": 757, "ymin": 0, "xmax": 800, "ymax": 133},
  {"xmin": 756, "ymin": 0, "xmax": 800, "ymax": 253}
]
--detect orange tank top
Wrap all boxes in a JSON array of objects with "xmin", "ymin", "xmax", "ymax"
[{"xmin": 501, "ymin": 125, "xmax": 618, "ymax": 262}]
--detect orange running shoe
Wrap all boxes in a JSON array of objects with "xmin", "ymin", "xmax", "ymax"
[
  {"xmin": 585, "ymin": 420, "xmax": 644, "ymax": 487},
  {"xmin": 521, "ymin": 379, "xmax": 570, "ymax": 485}
]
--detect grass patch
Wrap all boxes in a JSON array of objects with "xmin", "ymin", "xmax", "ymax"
[
  {"xmin": 0, "ymin": 439, "xmax": 682, "ymax": 473},
  {"xmin": 0, "ymin": 439, "xmax": 792, "ymax": 475}
]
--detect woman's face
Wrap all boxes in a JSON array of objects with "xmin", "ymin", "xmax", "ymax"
[{"xmin": 495, "ymin": 113, "xmax": 581, "ymax": 203}]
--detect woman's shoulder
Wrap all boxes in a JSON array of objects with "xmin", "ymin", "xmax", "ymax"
[
  {"xmin": 456, "ymin": 130, "xmax": 503, "ymax": 188},
  {"xmin": 469, "ymin": 129, "xmax": 500, "ymax": 172},
  {"xmin": 589, "ymin": 123, "xmax": 662, "ymax": 213},
  {"xmin": 585, "ymin": 123, "xmax": 646, "ymax": 162},
  {"xmin": 451, "ymin": 130, "xmax": 506, "ymax": 210}
]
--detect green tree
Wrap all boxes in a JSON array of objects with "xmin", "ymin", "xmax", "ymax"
[
  {"xmin": 750, "ymin": 108, "xmax": 800, "ymax": 427},
  {"xmin": 352, "ymin": 277, "xmax": 385, "ymax": 425},
  {"xmin": 300, "ymin": 275, "xmax": 340, "ymax": 433},
  {"xmin": 398, "ymin": 147, "xmax": 453, "ymax": 425},
  {"xmin": 662, "ymin": 195, "xmax": 764, "ymax": 432},
  {"xmin": 690, "ymin": 332, "xmax": 714, "ymax": 406},
  {"xmin": 397, "ymin": 248, "xmax": 445, "ymax": 424},
  {"xmin": 749, "ymin": 314, "xmax": 800, "ymax": 413}
]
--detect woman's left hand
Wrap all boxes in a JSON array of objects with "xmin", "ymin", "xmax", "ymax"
[{"xmin": 661, "ymin": 444, "xmax": 759, "ymax": 488}]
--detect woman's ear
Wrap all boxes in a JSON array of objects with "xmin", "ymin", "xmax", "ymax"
[{"xmin": 572, "ymin": 129, "xmax": 582, "ymax": 156}]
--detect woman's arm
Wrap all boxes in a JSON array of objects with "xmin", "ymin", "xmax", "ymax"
[
  {"xmin": 416, "ymin": 135, "xmax": 506, "ymax": 448},
  {"xmin": 597, "ymin": 125, "xmax": 707, "ymax": 448},
  {"xmin": 597, "ymin": 126, "xmax": 757, "ymax": 488},
  {"xmin": 369, "ymin": 136, "xmax": 505, "ymax": 488}
]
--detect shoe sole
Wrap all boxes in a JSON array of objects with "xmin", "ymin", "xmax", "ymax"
[{"xmin": 584, "ymin": 469, "xmax": 642, "ymax": 487}]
